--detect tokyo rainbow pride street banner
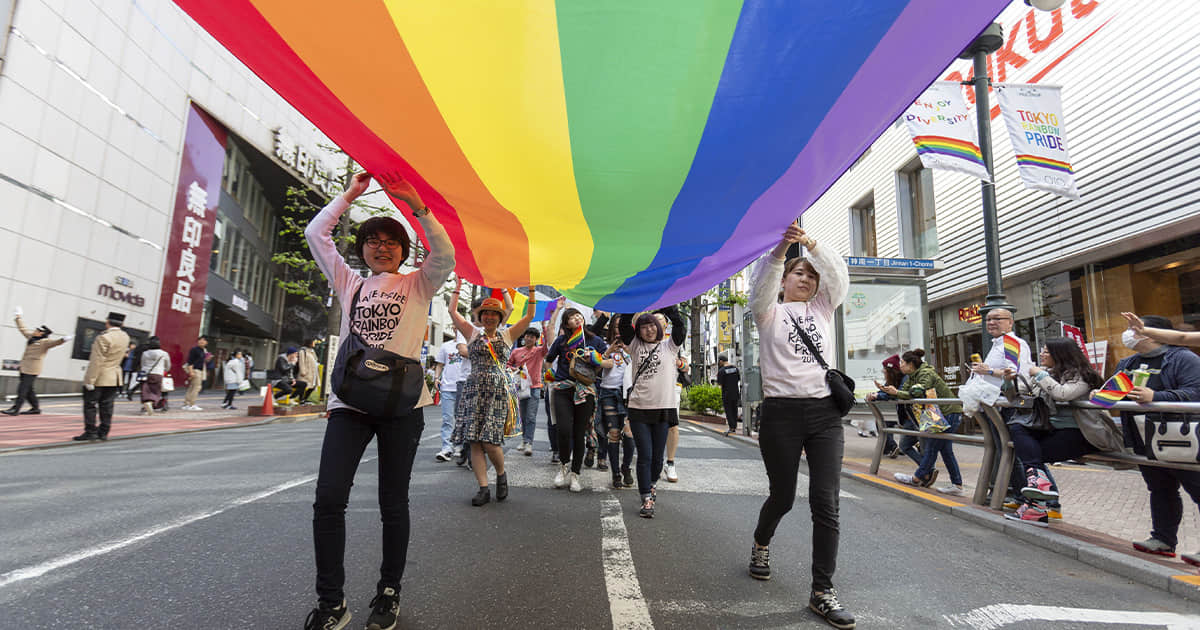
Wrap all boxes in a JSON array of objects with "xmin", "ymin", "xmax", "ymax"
[
  {"xmin": 995, "ymin": 83, "xmax": 1080, "ymax": 200},
  {"xmin": 903, "ymin": 81, "xmax": 990, "ymax": 181}
]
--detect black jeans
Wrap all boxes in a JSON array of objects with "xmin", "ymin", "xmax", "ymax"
[
  {"xmin": 630, "ymin": 420, "xmax": 669, "ymax": 497},
  {"xmin": 313, "ymin": 407, "xmax": 423, "ymax": 606},
  {"xmin": 13, "ymin": 373, "xmax": 38, "ymax": 411},
  {"xmin": 552, "ymin": 388, "xmax": 595, "ymax": 474},
  {"xmin": 222, "ymin": 388, "xmax": 237, "ymax": 407},
  {"xmin": 753, "ymin": 396, "xmax": 844, "ymax": 592},
  {"xmin": 1009, "ymin": 425, "xmax": 1095, "ymax": 470},
  {"xmin": 1139, "ymin": 466, "xmax": 1200, "ymax": 549},
  {"xmin": 83, "ymin": 386, "xmax": 119, "ymax": 436},
  {"xmin": 723, "ymin": 395, "xmax": 740, "ymax": 431}
]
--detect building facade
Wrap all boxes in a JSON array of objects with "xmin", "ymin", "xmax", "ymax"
[
  {"xmin": 0, "ymin": 0, "xmax": 454, "ymax": 395},
  {"xmin": 798, "ymin": 0, "xmax": 1200, "ymax": 387}
]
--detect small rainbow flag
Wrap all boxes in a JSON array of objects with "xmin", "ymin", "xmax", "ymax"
[
  {"xmin": 567, "ymin": 327, "xmax": 585, "ymax": 350},
  {"xmin": 1089, "ymin": 371, "xmax": 1134, "ymax": 408},
  {"xmin": 1015, "ymin": 154, "xmax": 1074, "ymax": 174},
  {"xmin": 1003, "ymin": 334, "xmax": 1020, "ymax": 367}
]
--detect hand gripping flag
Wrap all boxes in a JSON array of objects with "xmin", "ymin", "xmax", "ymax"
[
  {"xmin": 1003, "ymin": 334, "xmax": 1021, "ymax": 367},
  {"xmin": 1089, "ymin": 371, "xmax": 1134, "ymax": 408}
]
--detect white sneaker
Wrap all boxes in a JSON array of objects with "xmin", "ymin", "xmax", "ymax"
[
  {"xmin": 434, "ymin": 451, "xmax": 451, "ymax": 462},
  {"xmin": 568, "ymin": 471, "xmax": 583, "ymax": 493},
  {"xmin": 664, "ymin": 463, "xmax": 678, "ymax": 483},
  {"xmin": 553, "ymin": 464, "xmax": 568, "ymax": 489},
  {"xmin": 936, "ymin": 484, "xmax": 965, "ymax": 496}
]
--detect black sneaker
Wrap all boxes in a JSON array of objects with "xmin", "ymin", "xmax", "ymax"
[
  {"xmin": 809, "ymin": 589, "xmax": 855, "ymax": 629},
  {"xmin": 884, "ymin": 444, "xmax": 900, "ymax": 459},
  {"xmin": 471, "ymin": 486, "xmax": 490, "ymax": 506},
  {"xmin": 611, "ymin": 477, "xmax": 624, "ymax": 489},
  {"xmin": 551, "ymin": 452, "xmax": 560, "ymax": 464},
  {"xmin": 748, "ymin": 544, "xmax": 770, "ymax": 580},
  {"xmin": 597, "ymin": 458, "xmax": 609, "ymax": 472},
  {"xmin": 72, "ymin": 432, "xmax": 99, "ymax": 442},
  {"xmin": 304, "ymin": 600, "xmax": 350, "ymax": 630},
  {"xmin": 638, "ymin": 497, "xmax": 655, "ymax": 518},
  {"xmin": 496, "ymin": 473, "xmax": 508, "ymax": 502},
  {"xmin": 455, "ymin": 448, "xmax": 468, "ymax": 466},
  {"xmin": 2, "ymin": 408, "xmax": 18, "ymax": 416},
  {"xmin": 622, "ymin": 467, "xmax": 634, "ymax": 486},
  {"xmin": 584, "ymin": 447, "xmax": 595, "ymax": 468},
  {"xmin": 366, "ymin": 587, "xmax": 400, "ymax": 630}
]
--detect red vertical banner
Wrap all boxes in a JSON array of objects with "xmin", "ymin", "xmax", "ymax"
[
  {"xmin": 154, "ymin": 104, "xmax": 226, "ymax": 381},
  {"xmin": 1060, "ymin": 322, "xmax": 1086, "ymax": 354}
]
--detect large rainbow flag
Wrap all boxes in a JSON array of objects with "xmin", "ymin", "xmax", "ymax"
[{"xmin": 174, "ymin": 1, "xmax": 1009, "ymax": 311}]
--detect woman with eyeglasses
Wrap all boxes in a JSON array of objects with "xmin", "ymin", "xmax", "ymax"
[{"xmin": 301, "ymin": 171, "xmax": 455, "ymax": 630}]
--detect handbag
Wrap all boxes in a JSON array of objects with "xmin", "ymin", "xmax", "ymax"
[
  {"xmin": 161, "ymin": 376, "xmax": 175, "ymax": 392},
  {"xmin": 1006, "ymin": 375, "xmax": 1053, "ymax": 431},
  {"xmin": 569, "ymin": 346, "xmax": 598, "ymax": 385},
  {"xmin": 331, "ymin": 285, "xmax": 425, "ymax": 418},
  {"xmin": 237, "ymin": 379, "xmax": 251, "ymax": 392},
  {"xmin": 783, "ymin": 311, "xmax": 856, "ymax": 416},
  {"xmin": 915, "ymin": 388, "xmax": 950, "ymax": 433},
  {"xmin": 1134, "ymin": 414, "xmax": 1200, "ymax": 463}
]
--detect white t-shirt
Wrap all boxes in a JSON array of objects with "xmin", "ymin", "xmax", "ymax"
[
  {"xmin": 305, "ymin": 197, "xmax": 455, "ymax": 412},
  {"xmin": 626, "ymin": 336, "xmax": 681, "ymax": 410},
  {"xmin": 435, "ymin": 339, "xmax": 466, "ymax": 391},
  {"xmin": 600, "ymin": 348, "xmax": 630, "ymax": 390}
]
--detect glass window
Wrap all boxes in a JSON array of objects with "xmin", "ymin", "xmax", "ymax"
[
  {"xmin": 897, "ymin": 162, "xmax": 938, "ymax": 258},
  {"xmin": 850, "ymin": 196, "xmax": 877, "ymax": 257},
  {"xmin": 842, "ymin": 281, "xmax": 924, "ymax": 395}
]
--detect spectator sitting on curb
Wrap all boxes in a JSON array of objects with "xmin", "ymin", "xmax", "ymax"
[{"xmin": 1117, "ymin": 315, "xmax": 1200, "ymax": 564}]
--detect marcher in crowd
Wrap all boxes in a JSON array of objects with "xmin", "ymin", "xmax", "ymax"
[
  {"xmin": 864, "ymin": 354, "xmax": 921, "ymax": 464},
  {"xmin": 890, "ymin": 349, "xmax": 965, "ymax": 495},
  {"xmin": 4, "ymin": 307, "xmax": 70, "ymax": 416},
  {"xmin": 298, "ymin": 338, "xmax": 320, "ymax": 402},
  {"xmin": 301, "ymin": 171, "xmax": 454, "ymax": 629},
  {"xmin": 618, "ymin": 305, "xmax": 686, "ymax": 517},
  {"xmin": 74, "ymin": 312, "xmax": 130, "ymax": 441},
  {"xmin": 716, "ymin": 355, "xmax": 741, "ymax": 437},
  {"xmin": 449, "ymin": 279, "xmax": 536, "ymax": 506},
  {"xmin": 139, "ymin": 336, "xmax": 170, "ymax": 414},
  {"xmin": 662, "ymin": 348, "xmax": 687, "ymax": 483},
  {"xmin": 508, "ymin": 326, "xmax": 549, "ymax": 456},
  {"xmin": 433, "ymin": 335, "xmax": 468, "ymax": 462},
  {"xmin": 221, "ymin": 349, "xmax": 245, "ymax": 410},
  {"xmin": 591, "ymin": 312, "xmax": 636, "ymax": 488},
  {"xmin": 183, "ymin": 336, "xmax": 208, "ymax": 411},
  {"xmin": 970, "ymin": 307, "xmax": 1034, "ymax": 504},
  {"xmin": 1002, "ymin": 339, "xmax": 1122, "ymax": 527},
  {"xmin": 1115, "ymin": 314, "xmax": 1200, "ymax": 564},
  {"xmin": 747, "ymin": 222, "xmax": 855, "ymax": 629},
  {"xmin": 546, "ymin": 306, "xmax": 611, "ymax": 492}
]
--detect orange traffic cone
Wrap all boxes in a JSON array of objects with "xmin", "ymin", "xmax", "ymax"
[{"xmin": 260, "ymin": 384, "xmax": 274, "ymax": 416}]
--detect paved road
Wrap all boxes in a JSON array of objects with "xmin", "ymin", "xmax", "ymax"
[{"xmin": 2, "ymin": 408, "xmax": 1199, "ymax": 629}]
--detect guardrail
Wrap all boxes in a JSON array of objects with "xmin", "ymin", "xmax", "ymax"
[{"xmin": 865, "ymin": 397, "xmax": 1200, "ymax": 511}]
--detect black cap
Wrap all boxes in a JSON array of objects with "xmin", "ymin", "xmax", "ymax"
[
  {"xmin": 37, "ymin": 325, "xmax": 52, "ymax": 335},
  {"xmin": 107, "ymin": 312, "xmax": 125, "ymax": 325}
]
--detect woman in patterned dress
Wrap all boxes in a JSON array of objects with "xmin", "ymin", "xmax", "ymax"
[{"xmin": 449, "ymin": 283, "xmax": 536, "ymax": 506}]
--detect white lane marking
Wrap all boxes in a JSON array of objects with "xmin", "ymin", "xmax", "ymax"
[
  {"xmin": 0, "ymin": 458, "xmax": 375, "ymax": 589},
  {"xmin": 420, "ymin": 433, "xmax": 440, "ymax": 443},
  {"xmin": 600, "ymin": 495, "xmax": 654, "ymax": 630},
  {"xmin": 945, "ymin": 604, "xmax": 1200, "ymax": 629}
]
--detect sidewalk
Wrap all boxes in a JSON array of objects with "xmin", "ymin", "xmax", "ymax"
[
  {"xmin": 683, "ymin": 410, "xmax": 1200, "ymax": 600},
  {"xmin": 0, "ymin": 390, "xmax": 320, "ymax": 452}
]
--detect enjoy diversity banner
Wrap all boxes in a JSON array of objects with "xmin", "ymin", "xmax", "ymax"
[
  {"xmin": 903, "ymin": 81, "xmax": 990, "ymax": 181},
  {"xmin": 995, "ymin": 83, "xmax": 1080, "ymax": 200}
]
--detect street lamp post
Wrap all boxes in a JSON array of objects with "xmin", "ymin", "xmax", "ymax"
[{"xmin": 958, "ymin": 23, "xmax": 1016, "ymax": 339}]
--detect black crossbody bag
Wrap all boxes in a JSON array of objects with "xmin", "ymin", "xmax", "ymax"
[
  {"xmin": 331, "ymin": 285, "xmax": 424, "ymax": 418},
  {"xmin": 783, "ymin": 310, "xmax": 856, "ymax": 416}
]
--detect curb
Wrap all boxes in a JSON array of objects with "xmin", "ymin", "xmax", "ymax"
[
  {"xmin": 0, "ymin": 412, "xmax": 324, "ymax": 455},
  {"xmin": 683, "ymin": 417, "xmax": 1200, "ymax": 604}
]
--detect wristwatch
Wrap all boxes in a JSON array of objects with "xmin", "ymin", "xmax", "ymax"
[{"xmin": 412, "ymin": 205, "xmax": 430, "ymax": 218}]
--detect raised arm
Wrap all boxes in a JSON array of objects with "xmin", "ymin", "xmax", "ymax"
[
  {"xmin": 507, "ymin": 286, "xmax": 537, "ymax": 340},
  {"xmin": 804, "ymin": 232, "xmax": 849, "ymax": 309},
  {"xmin": 13, "ymin": 308, "xmax": 33, "ymax": 339},
  {"xmin": 662, "ymin": 305, "xmax": 686, "ymax": 347},
  {"xmin": 447, "ymin": 277, "xmax": 475, "ymax": 340},
  {"xmin": 304, "ymin": 173, "xmax": 369, "ymax": 297},
  {"xmin": 375, "ymin": 172, "xmax": 454, "ymax": 290},
  {"xmin": 616, "ymin": 313, "xmax": 636, "ymax": 345},
  {"xmin": 1123, "ymin": 312, "xmax": 1200, "ymax": 347}
]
